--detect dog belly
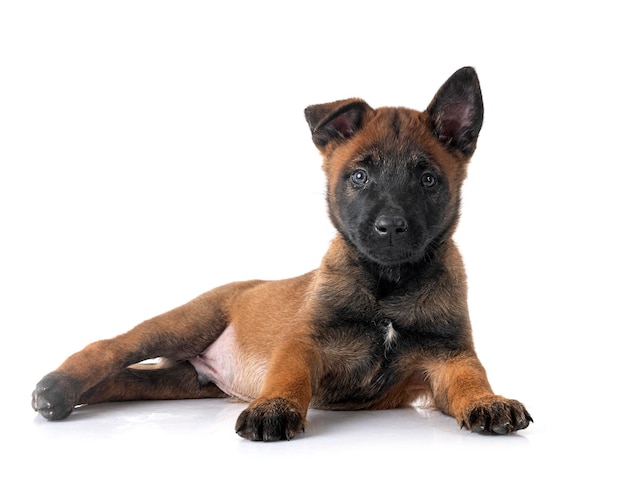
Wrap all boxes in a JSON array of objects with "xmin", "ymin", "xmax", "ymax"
[{"xmin": 188, "ymin": 325, "xmax": 265, "ymax": 402}]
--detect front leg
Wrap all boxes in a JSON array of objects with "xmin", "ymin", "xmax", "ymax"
[
  {"xmin": 426, "ymin": 355, "xmax": 532, "ymax": 434},
  {"xmin": 235, "ymin": 341, "xmax": 316, "ymax": 441}
]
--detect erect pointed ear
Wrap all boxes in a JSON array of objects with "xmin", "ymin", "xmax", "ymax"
[
  {"xmin": 427, "ymin": 67, "xmax": 484, "ymax": 156},
  {"xmin": 304, "ymin": 98, "xmax": 373, "ymax": 149}
]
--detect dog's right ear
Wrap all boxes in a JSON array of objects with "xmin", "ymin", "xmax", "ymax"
[{"xmin": 304, "ymin": 99, "xmax": 373, "ymax": 149}]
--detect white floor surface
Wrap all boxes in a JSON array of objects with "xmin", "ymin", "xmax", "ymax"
[{"xmin": 7, "ymin": 382, "xmax": 620, "ymax": 479}]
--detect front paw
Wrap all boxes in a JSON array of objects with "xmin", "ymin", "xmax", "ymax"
[
  {"xmin": 235, "ymin": 398, "xmax": 305, "ymax": 441},
  {"xmin": 461, "ymin": 396, "xmax": 533, "ymax": 435},
  {"xmin": 32, "ymin": 372, "xmax": 81, "ymax": 421}
]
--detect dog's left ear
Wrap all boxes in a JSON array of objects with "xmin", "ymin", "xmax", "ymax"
[
  {"xmin": 427, "ymin": 66, "xmax": 484, "ymax": 156},
  {"xmin": 305, "ymin": 98, "xmax": 373, "ymax": 150}
]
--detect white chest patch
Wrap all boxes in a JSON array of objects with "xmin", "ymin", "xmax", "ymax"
[{"xmin": 383, "ymin": 321, "xmax": 398, "ymax": 350}]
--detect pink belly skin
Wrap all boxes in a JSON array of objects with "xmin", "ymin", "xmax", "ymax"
[{"xmin": 188, "ymin": 325, "xmax": 266, "ymax": 401}]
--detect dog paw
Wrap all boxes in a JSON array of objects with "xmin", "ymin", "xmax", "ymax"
[
  {"xmin": 32, "ymin": 372, "xmax": 80, "ymax": 421},
  {"xmin": 461, "ymin": 396, "xmax": 532, "ymax": 435},
  {"xmin": 235, "ymin": 398, "xmax": 305, "ymax": 441}
]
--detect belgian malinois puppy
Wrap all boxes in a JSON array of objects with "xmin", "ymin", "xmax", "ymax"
[{"xmin": 32, "ymin": 67, "xmax": 532, "ymax": 440}]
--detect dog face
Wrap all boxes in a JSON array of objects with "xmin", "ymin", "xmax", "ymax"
[
  {"xmin": 305, "ymin": 67, "xmax": 484, "ymax": 268},
  {"xmin": 325, "ymin": 108, "xmax": 455, "ymax": 267}
]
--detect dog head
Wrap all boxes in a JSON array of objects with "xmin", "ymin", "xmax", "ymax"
[{"xmin": 305, "ymin": 67, "xmax": 483, "ymax": 268}]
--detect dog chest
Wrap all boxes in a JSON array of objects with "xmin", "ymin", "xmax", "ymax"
[{"xmin": 309, "ymin": 313, "xmax": 409, "ymax": 406}]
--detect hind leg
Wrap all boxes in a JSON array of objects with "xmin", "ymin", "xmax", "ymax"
[
  {"xmin": 33, "ymin": 360, "xmax": 227, "ymax": 420},
  {"xmin": 32, "ymin": 281, "xmax": 261, "ymax": 420},
  {"xmin": 79, "ymin": 360, "xmax": 228, "ymax": 404}
]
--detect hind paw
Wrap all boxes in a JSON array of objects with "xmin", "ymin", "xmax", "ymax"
[{"xmin": 32, "ymin": 372, "xmax": 80, "ymax": 421}]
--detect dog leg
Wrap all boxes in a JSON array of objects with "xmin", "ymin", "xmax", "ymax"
[
  {"xmin": 235, "ymin": 340, "xmax": 316, "ymax": 441},
  {"xmin": 79, "ymin": 360, "xmax": 228, "ymax": 404},
  {"xmin": 32, "ymin": 284, "xmax": 244, "ymax": 420},
  {"xmin": 426, "ymin": 355, "xmax": 532, "ymax": 434}
]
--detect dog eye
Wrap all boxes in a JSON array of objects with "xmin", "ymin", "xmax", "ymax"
[
  {"xmin": 350, "ymin": 169, "xmax": 369, "ymax": 187},
  {"xmin": 421, "ymin": 173, "xmax": 437, "ymax": 188}
]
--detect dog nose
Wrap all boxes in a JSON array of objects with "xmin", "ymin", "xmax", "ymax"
[{"xmin": 374, "ymin": 216, "xmax": 408, "ymax": 237}]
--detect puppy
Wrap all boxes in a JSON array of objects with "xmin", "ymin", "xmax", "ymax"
[{"xmin": 32, "ymin": 66, "xmax": 532, "ymax": 440}]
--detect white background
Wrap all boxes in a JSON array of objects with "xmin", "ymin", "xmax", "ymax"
[{"xmin": 1, "ymin": 1, "xmax": 624, "ymax": 478}]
